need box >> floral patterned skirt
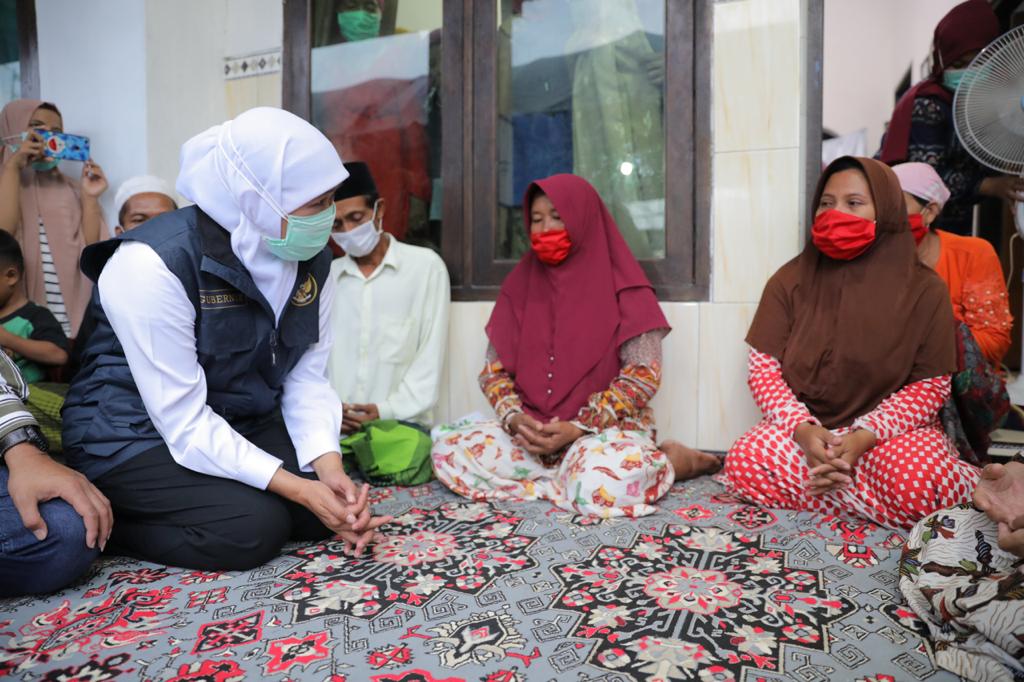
[900,505,1024,681]
[431,421,674,518]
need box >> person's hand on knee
[5,443,113,551]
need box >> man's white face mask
[331,200,381,257]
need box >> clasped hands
[271,452,391,558]
[794,422,876,496]
[507,413,584,457]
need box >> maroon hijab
[879,0,1000,164]
[486,174,669,422]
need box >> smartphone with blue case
[35,130,90,162]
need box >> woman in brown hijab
[721,156,980,530]
[0,99,109,338]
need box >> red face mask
[531,229,572,266]
[908,213,929,245]
[811,209,877,260]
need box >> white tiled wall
[436,0,805,453]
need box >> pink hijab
[0,99,92,336]
[486,174,669,422]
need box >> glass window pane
[311,0,442,250]
[495,0,666,261]
[0,0,21,110]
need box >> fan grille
[953,25,1024,176]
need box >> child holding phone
[0,99,108,338]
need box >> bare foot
[660,440,722,481]
[973,461,1024,526]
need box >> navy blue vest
[63,206,330,481]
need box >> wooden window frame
[11,0,39,98]
[283,0,824,300]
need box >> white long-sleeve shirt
[327,237,450,425]
[97,241,343,490]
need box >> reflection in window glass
[0,0,20,110]
[311,0,442,250]
[496,0,666,261]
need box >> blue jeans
[0,467,98,597]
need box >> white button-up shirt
[327,237,450,426]
[97,242,343,490]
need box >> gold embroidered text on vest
[200,290,246,309]
[291,273,318,307]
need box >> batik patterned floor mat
[0,478,959,681]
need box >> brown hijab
[0,99,93,336]
[746,156,956,429]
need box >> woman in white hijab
[62,108,389,570]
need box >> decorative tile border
[224,50,282,80]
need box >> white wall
[36,0,148,223]
[823,0,960,152]
[225,0,283,57]
[35,0,282,224]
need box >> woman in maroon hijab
[722,157,980,530]
[432,174,717,517]
[877,0,1022,234]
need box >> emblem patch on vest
[291,273,318,307]
[199,289,246,309]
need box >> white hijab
[176,107,348,319]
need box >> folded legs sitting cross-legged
[432,174,716,519]
[722,156,979,530]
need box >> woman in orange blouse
[893,162,1011,463]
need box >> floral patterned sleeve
[571,329,668,433]
[479,344,523,429]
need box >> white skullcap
[114,175,176,221]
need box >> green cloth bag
[340,419,434,487]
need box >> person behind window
[900,455,1024,679]
[335,0,382,42]
[722,156,979,530]
[877,0,1024,235]
[0,346,111,597]
[61,108,390,570]
[893,161,1011,465]
[432,173,717,518]
[113,175,178,235]
[0,99,109,338]
[327,161,450,486]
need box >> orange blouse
[933,229,1012,366]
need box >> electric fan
[952,24,1024,403]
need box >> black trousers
[95,417,331,571]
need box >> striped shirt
[0,348,39,441]
[38,218,71,337]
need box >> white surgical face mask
[331,202,381,257]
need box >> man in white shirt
[328,162,450,486]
